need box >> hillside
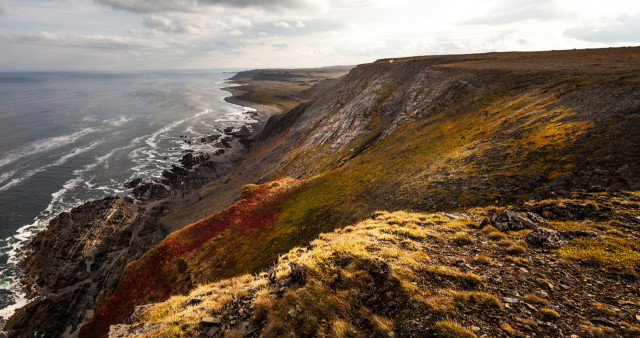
[12,48,640,336]
[110,190,640,337]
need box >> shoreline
[3,67,347,337]
[2,77,274,336]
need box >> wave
[0,141,102,192]
[0,128,97,169]
[0,171,16,185]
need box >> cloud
[16,32,161,50]
[273,42,288,48]
[0,3,4,16]
[464,0,565,25]
[226,15,253,28]
[143,15,198,33]
[565,13,640,43]
[260,18,345,36]
[94,0,323,13]
[274,21,291,28]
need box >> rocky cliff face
[256,49,640,196]
[4,197,165,337]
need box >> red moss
[80,177,305,338]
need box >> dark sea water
[0,70,253,319]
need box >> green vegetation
[558,237,640,275]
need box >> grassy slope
[83,48,640,337]
[120,191,640,337]
[82,178,307,336]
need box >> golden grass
[488,231,507,241]
[580,324,615,337]
[524,294,549,306]
[427,265,483,286]
[592,302,617,316]
[450,290,502,308]
[472,255,493,265]
[502,323,515,335]
[453,231,473,245]
[433,319,477,338]
[505,244,526,255]
[558,237,640,275]
[540,307,560,320]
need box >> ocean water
[0,69,253,320]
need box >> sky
[0,0,639,71]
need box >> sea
[0,69,254,321]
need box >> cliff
[80,47,640,337]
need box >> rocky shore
[3,67,345,337]
[3,88,270,338]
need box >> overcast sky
[1,0,639,71]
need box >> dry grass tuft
[488,231,507,241]
[592,302,617,316]
[540,307,560,320]
[524,294,549,306]
[505,244,526,255]
[472,255,493,265]
[453,231,473,246]
[502,323,515,335]
[580,324,615,337]
[371,314,395,336]
[427,265,482,286]
[433,319,477,338]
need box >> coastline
[2,77,273,337]
[3,67,347,337]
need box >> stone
[561,230,601,239]
[525,229,567,249]
[480,211,550,232]
[201,317,219,325]
[127,304,154,324]
[207,326,220,337]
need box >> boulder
[123,178,142,189]
[480,211,550,232]
[526,228,602,249]
[525,229,567,249]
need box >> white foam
[0,171,16,185]
[0,141,102,192]
[0,127,97,169]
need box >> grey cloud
[273,42,288,48]
[565,13,640,43]
[253,18,346,37]
[17,32,160,50]
[463,0,566,25]
[94,0,321,13]
[143,15,197,33]
[0,3,4,16]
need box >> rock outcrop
[4,197,165,337]
[480,211,550,232]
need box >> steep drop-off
[83,47,640,336]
